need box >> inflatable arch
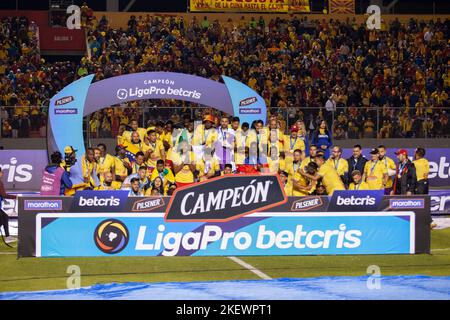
[47,72,267,185]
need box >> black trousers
[416,180,429,195]
[0,209,9,237]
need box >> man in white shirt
[215,115,235,171]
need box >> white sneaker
[4,236,17,244]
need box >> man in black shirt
[392,149,417,195]
[346,144,367,188]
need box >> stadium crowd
[0,13,449,139]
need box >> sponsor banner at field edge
[0,150,48,190]
[36,212,414,257]
[430,189,450,215]
[70,190,130,212]
[328,190,384,211]
[190,0,311,13]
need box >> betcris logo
[24,200,62,211]
[390,199,425,209]
[71,190,129,212]
[329,190,384,211]
[0,157,33,183]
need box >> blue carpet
[1,276,449,300]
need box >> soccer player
[287,149,303,185]
[378,145,397,194]
[413,147,430,194]
[216,115,235,170]
[172,140,196,187]
[284,125,305,167]
[300,144,318,171]
[122,119,147,143]
[131,151,146,174]
[222,164,233,175]
[150,159,175,192]
[348,170,370,190]
[279,170,293,196]
[97,172,122,190]
[143,129,165,170]
[113,145,132,182]
[300,154,345,195]
[128,177,143,197]
[363,148,388,190]
[96,143,114,180]
[326,146,349,185]
[292,162,317,196]
[392,149,417,195]
[196,147,221,181]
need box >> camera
[64,153,77,167]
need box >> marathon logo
[239,97,257,107]
[54,108,77,115]
[132,197,165,212]
[291,197,323,211]
[329,190,383,211]
[71,190,129,212]
[390,199,425,209]
[165,175,287,222]
[24,200,62,211]
[55,96,74,106]
[239,108,261,114]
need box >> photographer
[63,145,78,172]
[40,151,73,195]
[0,167,16,243]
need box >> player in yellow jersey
[326,146,348,185]
[348,170,370,190]
[121,119,148,143]
[96,172,122,190]
[112,145,132,182]
[95,143,115,182]
[300,144,318,172]
[378,145,396,194]
[363,148,388,190]
[292,162,317,196]
[279,170,293,196]
[300,155,345,195]
[143,130,165,170]
[172,140,196,187]
[284,125,305,167]
[413,147,429,194]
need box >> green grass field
[1,228,449,293]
